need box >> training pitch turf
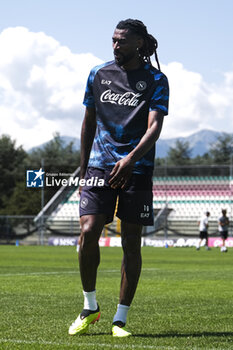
[0,245,232,350]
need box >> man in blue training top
[69,18,169,337]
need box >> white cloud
[0,26,232,150]
[161,62,233,139]
[0,27,102,149]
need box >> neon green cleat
[68,306,100,335]
[112,324,132,337]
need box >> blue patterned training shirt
[83,61,169,174]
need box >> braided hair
[116,19,161,70]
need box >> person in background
[197,211,210,250]
[218,209,229,252]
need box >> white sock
[83,290,98,310]
[113,304,130,324]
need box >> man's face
[112,28,140,66]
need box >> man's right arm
[80,107,96,179]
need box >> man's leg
[112,221,142,337]
[69,214,106,335]
[196,235,201,250]
[205,234,210,250]
[221,233,228,252]
[119,221,143,305]
[221,237,225,251]
[79,214,106,291]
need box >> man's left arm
[109,110,164,189]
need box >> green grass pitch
[0,245,232,350]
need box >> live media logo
[26,168,45,188]
[26,168,105,188]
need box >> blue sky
[0,0,233,148]
[1,0,232,82]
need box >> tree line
[155,133,233,166]
[0,132,232,215]
[0,133,80,215]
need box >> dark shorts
[79,167,154,226]
[220,231,228,240]
[199,231,208,239]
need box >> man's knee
[121,233,141,255]
[79,215,105,250]
[121,221,142,247]
[121,222,142,254]
[80,223,95,248]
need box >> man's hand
[108,156,135,189]
[108,111,164,190]
[78,185,83,196]
[78,173,85,195]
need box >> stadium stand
[1,165,232,244]
[39,172,232,240]
[153,176,232,219]
[152,174,232,237]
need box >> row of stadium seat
[154,191,231,197]
[51,199,232,221]
[154,200,232,219]
[153,176,231,183]
[153,184,231,191]
[51,202,79,219]
[50,177,232,221]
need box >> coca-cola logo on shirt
[100,89,142,107]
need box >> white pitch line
[0,268,159,278]
[0,271,78,277]
[0,338,177,349]
[0,338,225,350]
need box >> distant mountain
[29,129,228,158]
[156,129,222,158]
[29,136,80,153]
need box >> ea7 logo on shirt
[101,79,111,85]
[136,81,147,91]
